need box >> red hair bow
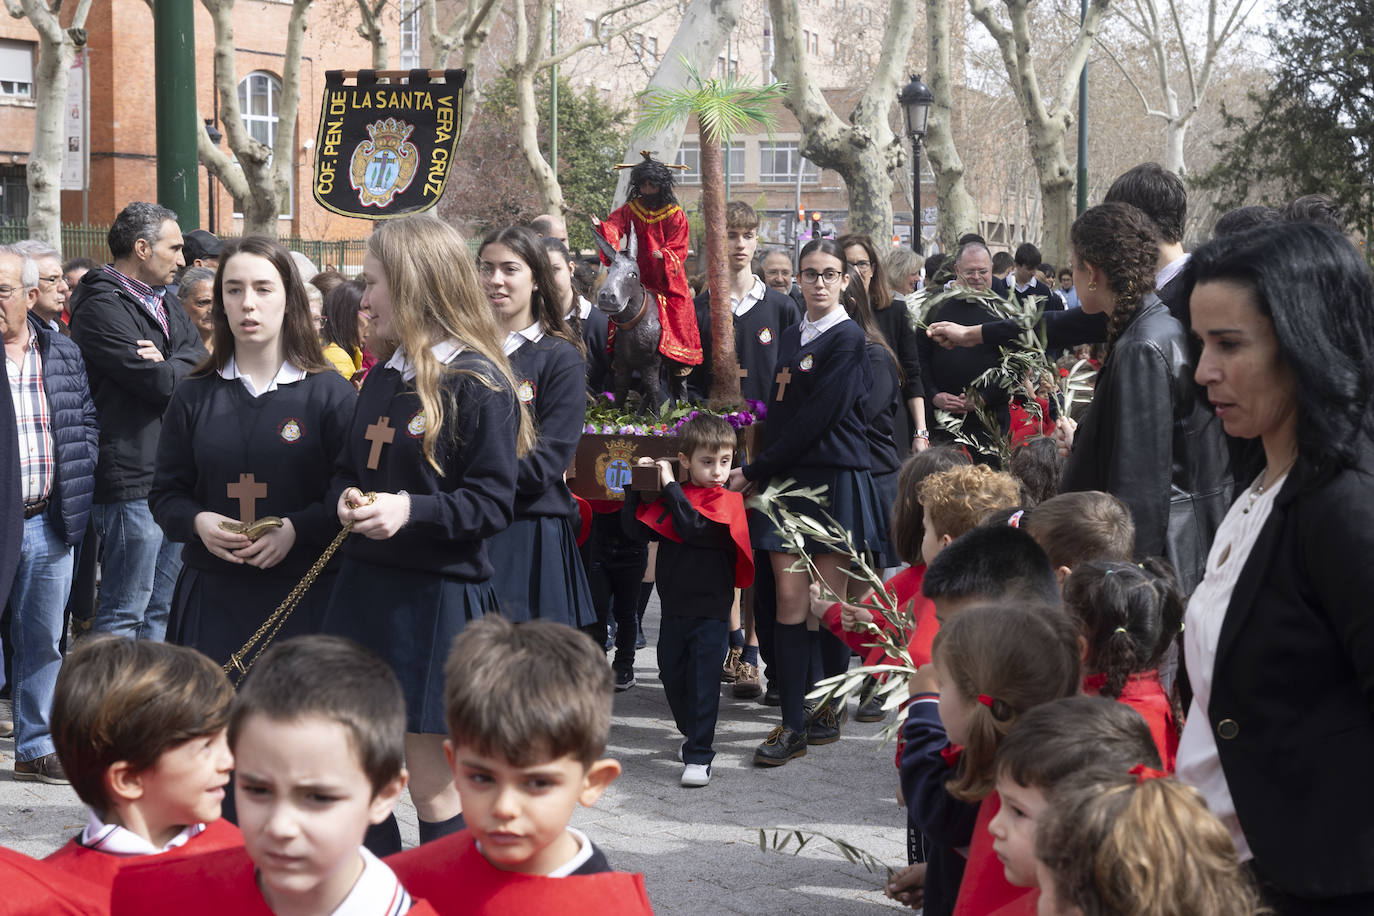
[977,694,996,708]
[1129,763,1168,784]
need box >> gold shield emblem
[350,118,420,209]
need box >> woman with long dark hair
[319,276,367,385]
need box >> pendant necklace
[1243,457,1297,514]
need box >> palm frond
[633,55,786,143]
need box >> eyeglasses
[37,274,63,287]
[849,259,872,271]
[0,286,17,300]
[799,269,844,284]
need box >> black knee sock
[775,622,810,733]
[729,627,745,649]
[807,628,823,693]
[418,811,466,844]
[364,813,402,856]
[820,627,852,679]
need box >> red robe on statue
[597,199,701,366]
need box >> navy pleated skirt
[487,515,597,628]
[168,566,336,672]
[750,466,889,562]
[870,468,898,569]
[321,558,497,734]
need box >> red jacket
[820,565,936,669]
[1082,670,1179,772]
[952,793,1034,916]
[0,846,106,915]
[387,830,653,915]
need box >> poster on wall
[312,69,465,220]
[60,52,85,191]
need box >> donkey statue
[591,225,685,416]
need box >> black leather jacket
[1061,294,1231,591]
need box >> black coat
[27,315,100,545]
[1203,447,1374,899]
[1060,295,1230,591]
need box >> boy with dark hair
[110,635,435,915]
[921,523,1061,621]
[624,413,753,786]
[1009,242,1056,310]
[1023,490,1135,584]
[44,636,241,895]
[388,616,652,913]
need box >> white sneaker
[681,763,711,787]
[0,698,12,738]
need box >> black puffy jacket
[1061,294,1231,591]
[26,314,100,545]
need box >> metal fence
[0,224,371,275]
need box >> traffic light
[811,211,822,239]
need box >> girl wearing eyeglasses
[728,237,884,767]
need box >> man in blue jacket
[0,246,99,784]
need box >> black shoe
[614,668,636,691]
[753,726,807,766]
[806,701,846,745]
[856,690,887,723]
[760,684,780,707]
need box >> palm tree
[636,62,785,408]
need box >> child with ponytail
[900,603,1081,916]
[1061,559,1183,770]
[1035,775,1267,916]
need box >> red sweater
[952,793,1034,916]
[820,565,937,669]
[0,846,107,915]
[44,817,242,904]
[1082,670,1179,772]
[387,830,653,915]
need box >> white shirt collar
[799,306,849,345]
[502,321,545,356]
[542,827,594,878]
[566,296,593,322]
[326,846,414,916]
[218,356,308,398]
[384,338,465,382]
[1155,252,1190,291]
[732,276,767,318]
[79,810,207,857]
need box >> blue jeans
[91,499,182,642]
[10,514,73,761]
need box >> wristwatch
[914,429,930,440]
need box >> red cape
[573,493,593,545]
[1082,669,1179,772]
[44,817,243,898]
[597,200,700,365]
[0,846,107,915]
[636,483,754,588]
[820,565,935,669]
[953,793,1034,916]
[110,844,440,916]
[387,830,654,915]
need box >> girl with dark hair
[319,276,366,384]
[728,237,886,765]
[151,236,356,669]
[478,226,595,630]
[1058,202,1229,591]
[1177,221,1374,914]
[839,233,928,454]
[541,234,610,393]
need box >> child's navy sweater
[508,335,586,518]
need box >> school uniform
[110,843,437,915]
[952,792,1032,916]
[0,846,106,916]
[1083,670,1179,772]
[45,815,243,910]
[863,340,901,567]
[901,698,979,916]
[387,829,653,915]
[872,296,925,450]
[150,360,356,667]
[567,295,612,394]
[623,481,753,766]
[686,279,802,404]
[487,326,595,626]
[322,341,519,734]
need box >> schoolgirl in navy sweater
[728,238,886,766]
[479,226,595,628]
[325,214,534,850]
[542,235,611,394]
[151,236,356,669]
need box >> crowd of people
[0,158,1371,915]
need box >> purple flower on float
[618,424,635,435]
[603,392,616,402]
[583,423,596,434]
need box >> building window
[715,55,737,78]
[236,71,292,218]
[808,31,820,54]
[675,141,744,184]
[726,142,744,183]
[399,0,421,69]
[632,33,657,63]
[0,40,34,98]
[0,165,28,222]
[759,141,819,184]
[648,36,658,61]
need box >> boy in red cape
[594,153,701,370]
[387,616,652,914]
[42,636,242,909]
[623,414,752,787]
[0,846,106,915]
[111,635,438,915]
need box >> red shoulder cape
[573,493,593,545]
[1082,670,1179,772]
[387,830,654,915]
[44,817,243,894]
[953,793,1034,916]
[635,484,754,588]
[0,846,107,915]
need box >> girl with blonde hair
[324,213,533,852]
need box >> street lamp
[898,73,933,253]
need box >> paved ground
[0,594,911,914]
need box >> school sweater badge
[278,418,303,443]
[407,410,427,437]
[517,379,536,403]
[757,327,773,344]
[799,353,814,372]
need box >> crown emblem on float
[594,439,639,499]
[350,118,419,208]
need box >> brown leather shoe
[720,646,742,683]
[14,752,69,785]
[732,661,763,699]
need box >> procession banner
[312,69,465,220]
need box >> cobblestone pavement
[0,594,910,914]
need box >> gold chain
[223,492,376,685]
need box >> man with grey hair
[68,202,205,642]
[12,240,69,334]
[0,244,98,782]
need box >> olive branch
[757,828,896,881]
